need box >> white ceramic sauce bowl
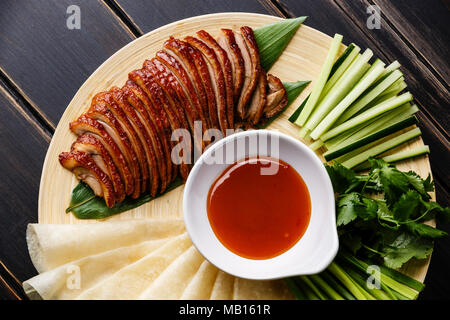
[183,130,338,280]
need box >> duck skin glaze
[59,26,288,208]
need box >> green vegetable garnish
[326,158,449,269]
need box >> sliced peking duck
[59,26,287,208]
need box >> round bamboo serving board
[38,13,434,284]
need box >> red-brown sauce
[207,156,311,260]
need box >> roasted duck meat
[59,26,287,207]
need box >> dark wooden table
[0,0,448,300]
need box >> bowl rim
[183,129,339,280]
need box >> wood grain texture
[0,0,135,128]
[39,14,434,291]
[373,0,450,86]
[112,0,282,34]
[0,82,50,287]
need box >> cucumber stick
[290,44,358,123]
[304,49,374,132]
[309,139,324,151]
[335,69,403,126]
[378,60,401,80]
[320,45,361,98]
[310,59,386,139]
[340,127,422,168]
[296,34,343,126]
[328,104,418,151]
[324,114,384,150]
[358,80,406,115]
[354,145,430,170]
[324,115,418,161]
[328,43,356,79]
[380,145,429,163]
[320,92,413,141]
[324,104,414,153]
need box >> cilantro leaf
[329,157,449,269]
[381,231,434,269]
[404,171,433,200]
[391,190,422,222]
[340,233,362,255]
[325,162,357,194]
[405,222,448,239]
[376,200,400,229]
[421,200,450,224]
[336,193,360,226]
[369,158,410,205]
[359,197,378,220]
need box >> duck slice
[155,50,209,136]
[110,86,158,196]
[144,59,192,180]
[128,69,175,183]
[71,133,125,203]
[184,35,228,135]
[218,29,245,105]
[197,30,234,129]
[70,115,134,197]
[148,58,200,145]
[146,58,203,158]
[234,27,261,120]
[247,69,267,125]
[95,90,149,195]
[182,40,219,131]
[122,81,168,193]
[163,38,209,126]
[263,74,288,119]
[88,95,142,199]
[59,150,116,208]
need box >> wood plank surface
[112,0,283,34]
[0,0,135,128]
[0,81,50,299]
[373,0,450,86]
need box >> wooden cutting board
[38,13,433,284]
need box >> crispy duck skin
[93,91,149,195]
[182,39,219,131]
[263,74,288,118]
[142,60,190,181]
[122,81,167,193]
[247,69,267,125]
[70,115,135,197]
[59,150,116,208]
[163,38,209,126]
[87,98,142,199]
[234,27,261,120]
[71,133,125,202]
[148,59,204,159]
[128,69,174,185]
[184,35,228,135]
[218,29,245,105]
[137,67,180,182]
[155,50,210,135]
[60,25,287,208]
[147,58,203,155]
[197,30,234,130]
[110,86,159,196]
[148,58,196,129]
[144,59,192,180]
